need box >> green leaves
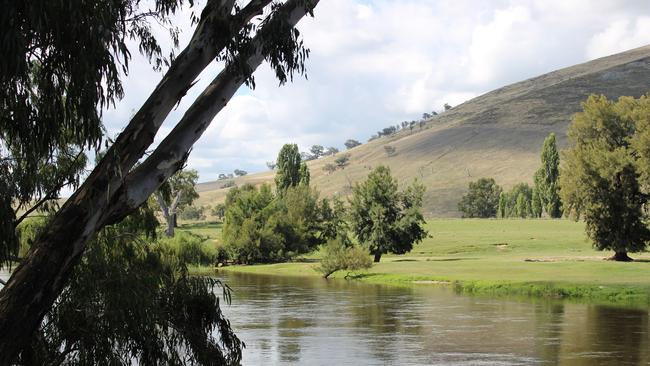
[458,178,502,218]
[349,166,428,262]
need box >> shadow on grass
[291,258,319,263]
[426,257,479,262]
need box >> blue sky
[101,0,650,183]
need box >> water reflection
[217,272,650,365]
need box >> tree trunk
[0,1,316,362]
[374,252,382,263]
[606,251,633,262]
[173,214,178,228]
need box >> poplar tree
[534,133,562,217]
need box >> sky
[101,0,650,183]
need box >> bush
[159,231,215,266]
[316,238,372,279]
[223,184,326,264]
[178,205,205,221]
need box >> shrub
[316,238,372,279]
[159,231,215,266]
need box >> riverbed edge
[189,265,650,307]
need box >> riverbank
[187,219,650,306]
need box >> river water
[216,272,650,366]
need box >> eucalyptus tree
[154,169,199,237]
[0,0,320,361]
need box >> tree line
[220,143,428,269]
[459,94,650,261]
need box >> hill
[196,45,650,217]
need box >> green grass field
[185,219,650,305]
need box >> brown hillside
[196,45,650,217]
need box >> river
[216,272,650,366]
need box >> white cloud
[99,0,650,182]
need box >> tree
[218,173,228,180]
[349,166,428,262]
[266,161,277,170]
[275,143,305,192]
[515,193,529,218]
[154,169,199,237]
[534,133,562,217]
[498,192,507,218]
[233,169,248,177]
[212,203,226,221]
[323,163,337,174]
[316,238,372,279]
[384,145,396,157]
[457,178,502,218]
[325,146,339,156]
[531,188,542,218]
[401,121,409,129]
[422,113,431,120]
[444,103,452,111]
[409,121,416,132]
[14,202,242,364]
[344,139,362,149]
[310,144,324,158]
[0,0,320,360]
[561,94,650,261]
[419,120,426,130]
[335,154,350,169]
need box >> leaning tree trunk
[0,1,316,362]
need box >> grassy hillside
[196,45,650,217]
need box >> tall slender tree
[534,133,562,217]
[0,0,320,361]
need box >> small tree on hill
[325,146,339,156]
[154,169,199,237]
[349,166,428,262]
[534,133,562,217]
[457,178,502,218]
[344,139,361,149]
[322,163,337,175]
[384,145,396,157]
[310,145,324,158]
[335,154,350,169]
[560,94,650,261]
[234,169,247,177]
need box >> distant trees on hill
[345,139,362,149]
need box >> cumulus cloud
[100,0,650,182]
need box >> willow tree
[0,0,320,361]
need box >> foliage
[500,183,533,218]
[309,145,324,158]
[322,163,337,174]
[384,145,396,157]
[178,205,206,221]
[16,204,241,365]
[344,139,362,149]
[212,203,227,221]
[159,230,216,266]
[275,144,309,192]
[534,133,562,217]
[560,94,650,260]
[325,146,339,156]
[531,188,542,218]
[335,154,350,168]
[233,169,247,177]
[349,166,428,262]
[266,161,277,170]
[316,238,372,279]
[319,197,350,244]
[457,178,502,218]
[222,184,325,264]
[155,169,200,237]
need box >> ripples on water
[216,272,650,366]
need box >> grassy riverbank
[186,219,650,305]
